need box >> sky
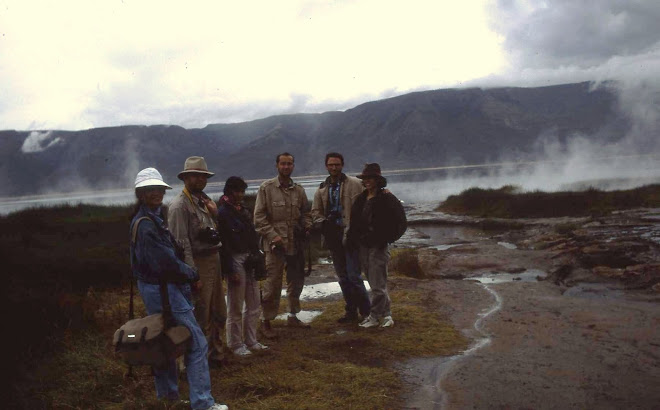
[1,0,660,131]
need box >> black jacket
[347,190,406,249]
[217,198,259,274]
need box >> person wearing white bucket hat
[168,156,227,367]
[129,167,229,410]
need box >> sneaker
[337,313,359,323]
[206,404,229,410]
[287,315,311,328]
[358,315,379,328]
[380,316,394,328]
[232,345,252,357]
[248,342,269,351]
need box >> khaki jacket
[254,176,312,255]
[167,188,220,268]
[311,173,364,239]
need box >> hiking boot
[358,315,379,328]
[232,345,252,357]
[248,342,269,351]
[259,320,278,339]
[337,313,359,323]
[206,404,229,410]
[380,316,394,328]
[287,315,311,328]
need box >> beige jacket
[167,188,220,267]
[311,173,364,239]
[254,176,312,255]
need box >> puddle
[400,269,546,409]
[466,269,546,284]
[429,244,461,251]
[274,310,322,323]
[316,257,334,265]
[282,281,371,301]
[497,241,517,250]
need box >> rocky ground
[395,206,660,409]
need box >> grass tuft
[438,184,660,218]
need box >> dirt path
[397,208,660,409]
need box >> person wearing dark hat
[347,163,407,328]
[216,176,269,356]
[254,152,312,337]
[311,152,370,323]
[130,167,228,410]
[168,156,227,366]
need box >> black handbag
[245,249,267,281]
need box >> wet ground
[266,206,660,409]
[394,207,660,409]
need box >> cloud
[489,0,660,69]
[20,131,62,153]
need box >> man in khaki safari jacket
[254,152,312,338]
[168,156,226,365]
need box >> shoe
[248,342,269,351]
[232,345,252,357]
[259,320,278,339]
[337,313,359,323]
[206,404,229,410]
[358,315,379,328]
[380,316,394,328]
[287,315,311,328]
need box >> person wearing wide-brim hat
[129,167,228,410]
[168,156,228,367]
[346,163,407,329]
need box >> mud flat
[397,207,660,409]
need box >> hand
[192,280,203,292]
[202,197,218,216]
[271,236,283,246]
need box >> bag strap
[129,216,175,328]
[128,217,151,320]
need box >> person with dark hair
[312,152,370,323]
[168,156,227,367]
[254,152,312,337]
[347,163,407,329]
[129,167,228,410]
[217,176,268,357]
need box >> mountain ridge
[0,81,635,197]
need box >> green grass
[17,284,466,409]
[438,184,660,218]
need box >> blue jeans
[138,281,215,410]
[331,246,370,317]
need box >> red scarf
[221,195,242,211]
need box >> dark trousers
[331,245,370,317]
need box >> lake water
[2,156,659,215]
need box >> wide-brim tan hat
[135,167,172,189]
[177,156,215,180]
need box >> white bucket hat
[135,167,172,189]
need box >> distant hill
[0,82,634,197]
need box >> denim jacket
[130,205,199,285]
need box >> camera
[198,226,221,245]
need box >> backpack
[390,195,408,243]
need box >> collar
[276,176,295,188]
[321,173,346,188]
